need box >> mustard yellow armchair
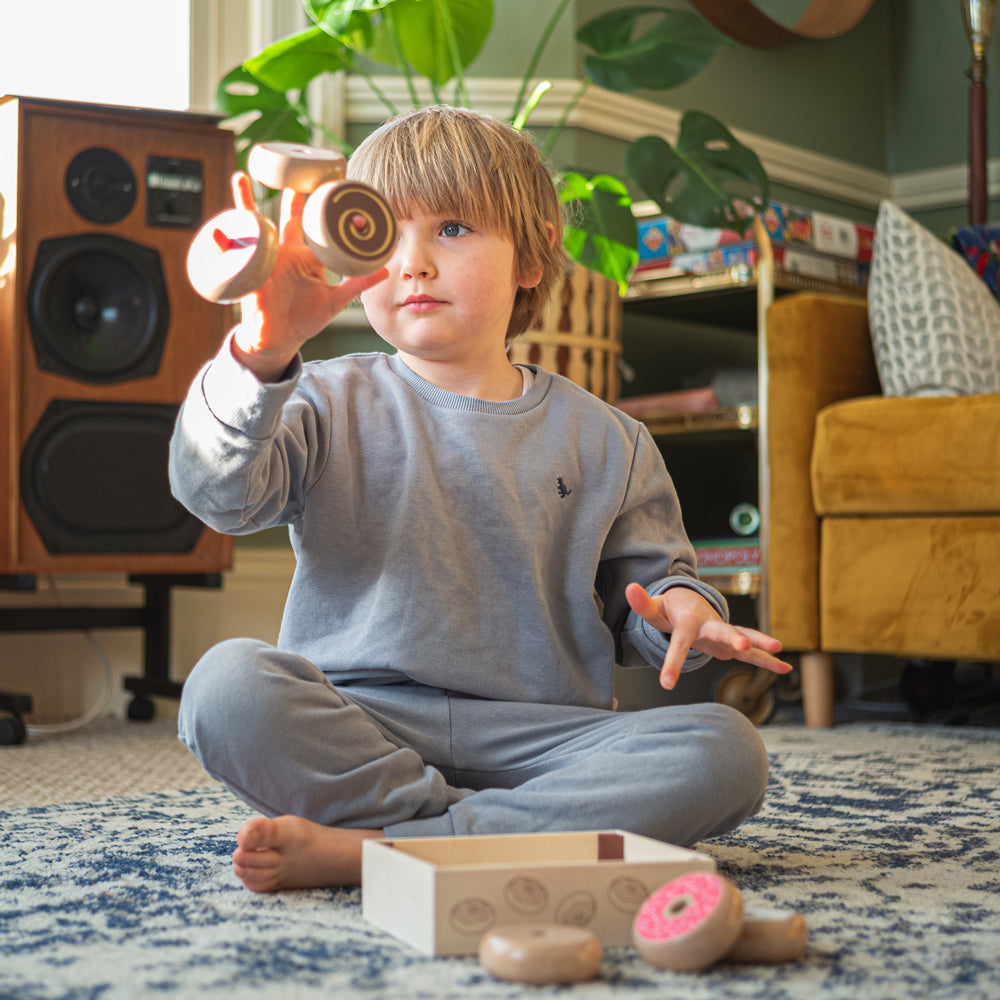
[764,293,1000,727]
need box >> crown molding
[345,75,992,215]
[889,160,1000,212]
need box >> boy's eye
[440,221,470,238]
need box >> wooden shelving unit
[621,220,866,619]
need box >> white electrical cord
[25,630,114,736]
[22,576,116,736]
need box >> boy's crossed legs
[179,638,769,892]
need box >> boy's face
[360,209,532,368]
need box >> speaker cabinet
[0,96,235,575]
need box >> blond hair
[348,106,566,343]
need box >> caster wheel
[186,208,279,303]
[0,715,27,746]
[127,697,155,722]
[713,666,777,725]
[303,180,397,276]
[774,667,802,703]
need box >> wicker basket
[509,266,622,404]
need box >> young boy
[170,107,790,894]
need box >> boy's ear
[517,221,556,289]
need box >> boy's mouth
[401,294,445,311]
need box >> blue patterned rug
[2,723,999,999]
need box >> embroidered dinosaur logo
[556,477,572,499]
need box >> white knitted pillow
[867,199,1000,396]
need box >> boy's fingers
[325,267,389,312]
[279,188,306,243]
[659,620,696,690]
[625,582,666,629]
[231,171,256,211]
[732,624,784,653]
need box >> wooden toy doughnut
[726,905,808,964]
[478,924,602,985]
[247,141,346,192]
[632,871,744,972]
[302,179,396,276]
[185,208,278,304]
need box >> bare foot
[232,815,384,892]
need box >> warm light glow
[0,2,190,109]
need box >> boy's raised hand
[625,582,792,691]
[229,172,388,382]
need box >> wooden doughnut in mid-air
[187,141,396,302]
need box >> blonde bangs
[348,106,567,341]
[349,107,525,236]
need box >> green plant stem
[436,0,469,107]
[511,0,572,124]
[351,65,401,118]
[540,78,590,157]
[383,5,420,108]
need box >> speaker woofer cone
[20,400,204,554]
[27,234,170,384]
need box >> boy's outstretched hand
[625,582,792,691]
[229,172,388,383]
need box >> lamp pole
[963,0,997,224]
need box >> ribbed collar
[388,354,551,415]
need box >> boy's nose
[396,235,436,280]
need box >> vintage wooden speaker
[0,96,235,575]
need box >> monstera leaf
[577,6,731,93]
[244,26,353,93]
[560,172,639,294]
[216,66,313,169]
[371,0,492,87]
[626,112,769,235]
[306,0,492,89]
[303,0,382,41]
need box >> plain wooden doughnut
[478,924,602,985]
[186,208,278,303]
[247,141,346,193]
[726,905,808,964]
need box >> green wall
[236,0,999,550]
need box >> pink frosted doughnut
[632,871,744,972]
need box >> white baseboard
[0,548,295,723]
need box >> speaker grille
[27,234,170,384]
[20,400,204,554]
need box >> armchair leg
[800,652,835,728]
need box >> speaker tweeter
[65,147,137,224]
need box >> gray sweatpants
[177,638,769,847]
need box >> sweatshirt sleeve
[168,333,328,535]
[597,422,729,673]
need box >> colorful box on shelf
[362,830,715,956]
[694,537,760,574]
[633,242,869,292]
[636,200,874,270]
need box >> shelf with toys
[618,203,869,607]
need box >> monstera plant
[217,0,768,292]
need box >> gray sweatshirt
[169,341,727,709]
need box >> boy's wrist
[231,323,299,383]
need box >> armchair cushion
[867,200,1000,398]
[811,393,1000,514]
[821,515,1000,658]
